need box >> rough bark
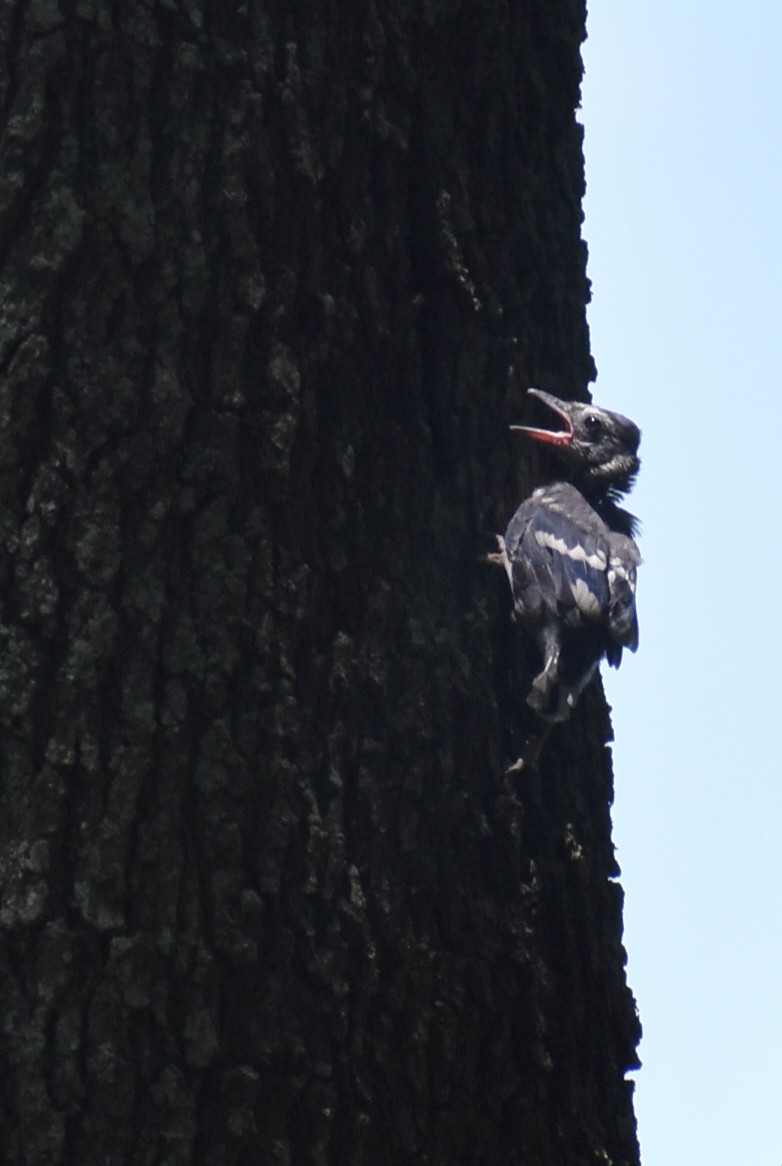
[0,2,640,1164]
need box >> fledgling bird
[491,388,642,750]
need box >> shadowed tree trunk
[0,2,641,1164]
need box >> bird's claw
[486,533,508,564]
[506,723,553,776]
[486,534,513,586]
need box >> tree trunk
[0,2,640,1164]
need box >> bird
[490,387,642,764]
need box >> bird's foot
[527,672,571,723]
[506,723,553,775]
[486,534,513,587]
[486,533,507,563]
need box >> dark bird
[490,388,642,751]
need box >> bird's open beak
[510,388,574,446]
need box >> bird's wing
[505,495,613,629]
[605,532,641,659]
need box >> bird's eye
[584,414,604,435]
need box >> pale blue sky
[581,4,782,1164]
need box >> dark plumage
[492,388,642,726]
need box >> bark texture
[0,1,640,1164]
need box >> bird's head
[511,388,641,494]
